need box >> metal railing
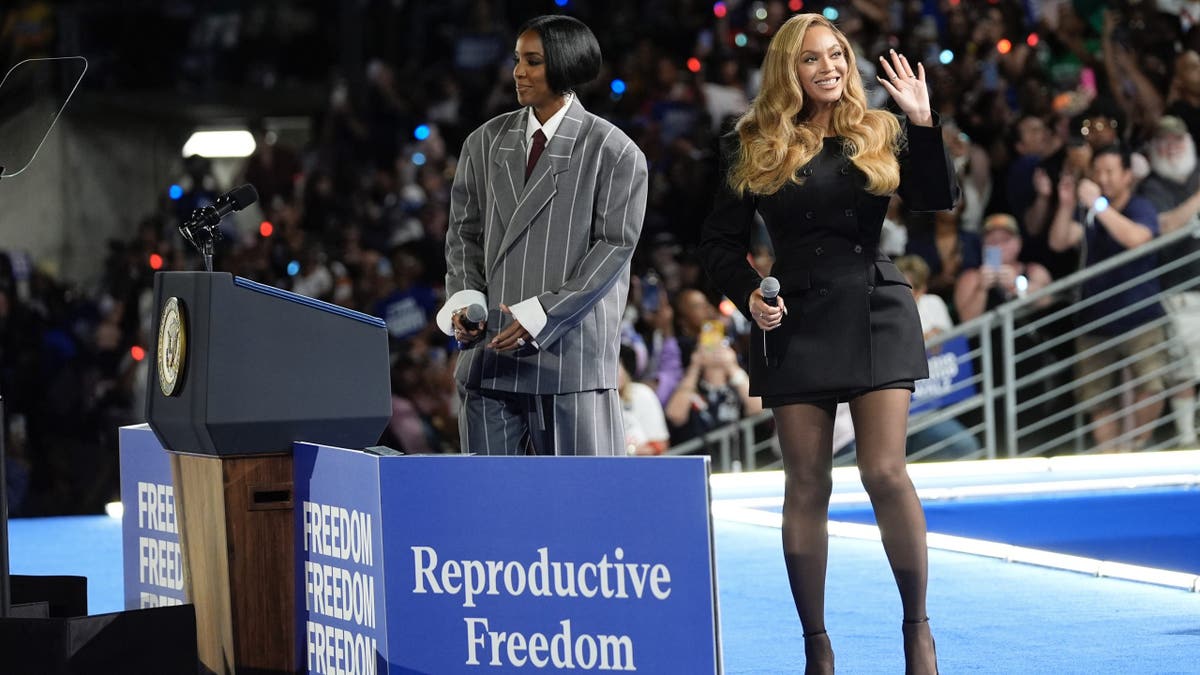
[669,221,1200,472]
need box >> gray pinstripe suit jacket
[446,97,648,394]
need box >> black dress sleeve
[698,133,762,320]
[897,114,959,212]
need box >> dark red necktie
[525,129,547,181]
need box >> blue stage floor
[9,451,1200,673]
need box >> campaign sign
[294,442,388,675]
[119,424,186,610]
[294,445,721,674]
[911,334,976,415]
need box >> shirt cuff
[509,296,547,341]
[436,289,489,336]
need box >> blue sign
[119,425,186,609]
[293,443,388,675]
[911,334,976,415]
[294,446,721,674]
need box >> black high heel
[803,630,834,675]
[902,618,938,675]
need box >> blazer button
[845,209,855,217]
[805,211,815,219]
[853,244,863,253]
[819,288,829,296]
[815,247,824,256]
[840,166,850,175]
[802,167,813,176]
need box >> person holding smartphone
[954,213,1052,322]
[663,323,760,446]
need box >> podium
[144,272,391,673]
[121,430,724,674]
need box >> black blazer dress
[698,121,957,405]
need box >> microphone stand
[180,206,223,272]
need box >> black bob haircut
[517,15,602,94]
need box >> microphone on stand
[183,184,259,233]
[760,277,780,366]
[180,184,259,272]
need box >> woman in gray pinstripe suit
[436,15,648,457]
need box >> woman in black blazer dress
[699,14,954,675]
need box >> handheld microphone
[759,277,780,367]
[464,303,487,329]
[761,276,780,306]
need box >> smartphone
[699,320,725,348]
[642,273,660,313]
[984,245,1002,268]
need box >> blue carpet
[825,486,1200,575]
[8,515,1200,673]
[714,519,1200,674]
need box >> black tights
[776,388,930,638]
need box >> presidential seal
[157,296,187,396]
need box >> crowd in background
[5,0,1200,514]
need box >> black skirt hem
[760,379,915,408]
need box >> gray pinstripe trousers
[457,385,625,456]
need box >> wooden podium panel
[171,452,296,674]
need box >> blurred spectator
[895,255,980,460]
[1166,50,1200,142]
[1025,129,1089,280]
[1008,115,1062,226]
[954,213,1052,323]
[373,245,438,346]
[664,341,760,446]
[383,353,437,454]
[1049,145,1166,450]
[618,345,669,456]
[1100,9,1163,146]
[1136,115,1200,446]
[1077,103,1122,152]
[701,55,750,134]
[664,288,718,385]
[943,119,992,234]
[904,199,980,304]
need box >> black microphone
[178,184,259,272]
[184,184,259,231]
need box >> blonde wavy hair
[729,14,902,196]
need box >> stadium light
[181,129,256,158]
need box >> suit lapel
[492,98,586,271]
[490,111,527,233]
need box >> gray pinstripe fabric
[457,386,624,456]
[446,97,647,455]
